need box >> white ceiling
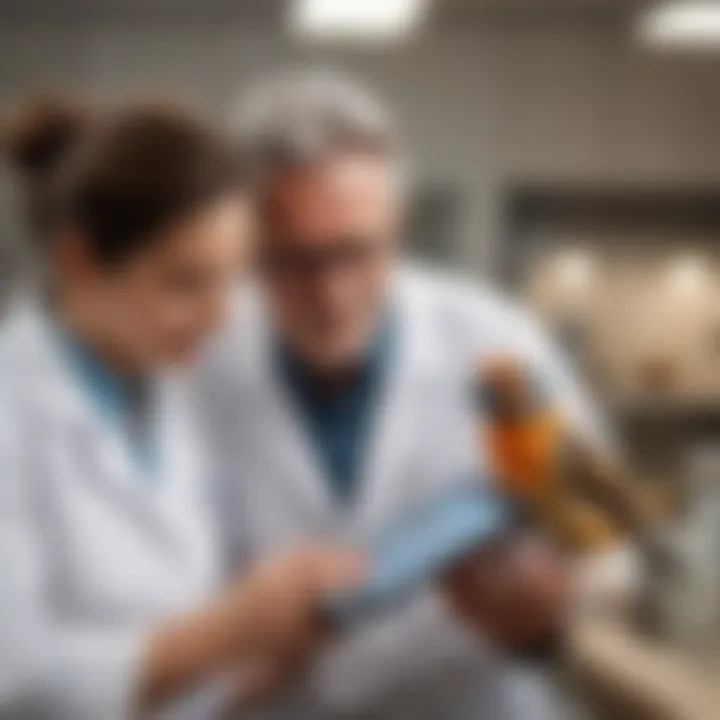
[0,0,653,22]
[452,0,642,7]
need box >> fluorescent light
[290,0,429,43]
[639,2,720,49]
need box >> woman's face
[81,194,253,368]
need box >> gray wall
[2,14,720,275]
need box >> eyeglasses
[261,234,389,282]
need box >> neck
[309,362,363,395]
[54,293,143,378]
[283,314,393,397]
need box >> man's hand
[441,535,571,655]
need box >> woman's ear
[52,228,99,283]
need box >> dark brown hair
[3,94,244,266]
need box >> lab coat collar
[357,268,446,526]
[12,300,208,567]
[242,267,446,530]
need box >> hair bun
[2,93,94,179]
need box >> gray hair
[233,70,399,182]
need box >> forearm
[136,588,268,716]
[1,604,254,720]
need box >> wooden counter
[569,619,720,720]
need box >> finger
[308,549,368,593]
[236,661,286,709]
[227,649,312,713]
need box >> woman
[0,96,362,720]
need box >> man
[195,72,601,719]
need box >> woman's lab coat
[0,302,220,720]
[194,264,602,720]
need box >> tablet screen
[326,484,511,626]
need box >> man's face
[259,153,401,370]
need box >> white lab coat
[194,264,601,720]
[0,301,221,720]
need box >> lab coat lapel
[29,308,204,567]
[78,382,196,565]
[244,278,442,533]
[246,301,337,525]
[26,305,149,503]
[356,277,440,528]
[155,377,218,578]
[82,376,217,573]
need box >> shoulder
[0,302,49,397]
[188,280,268,406]
[0,302,63,510]
[396,262,546,356]
[196,280,258,361]
[0,300,81,426]
[0,303,52,461]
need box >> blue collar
[274,314,396,503]
[51,323,157,476]
[53,326,136,424]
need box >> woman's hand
[136,546,365,715]
[219,546,367,711]
[229,546,366,661]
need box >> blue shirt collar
[274,313,396,503]
[53,325,135,424]
[51,322,157,477]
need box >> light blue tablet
[326,484,511,627]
